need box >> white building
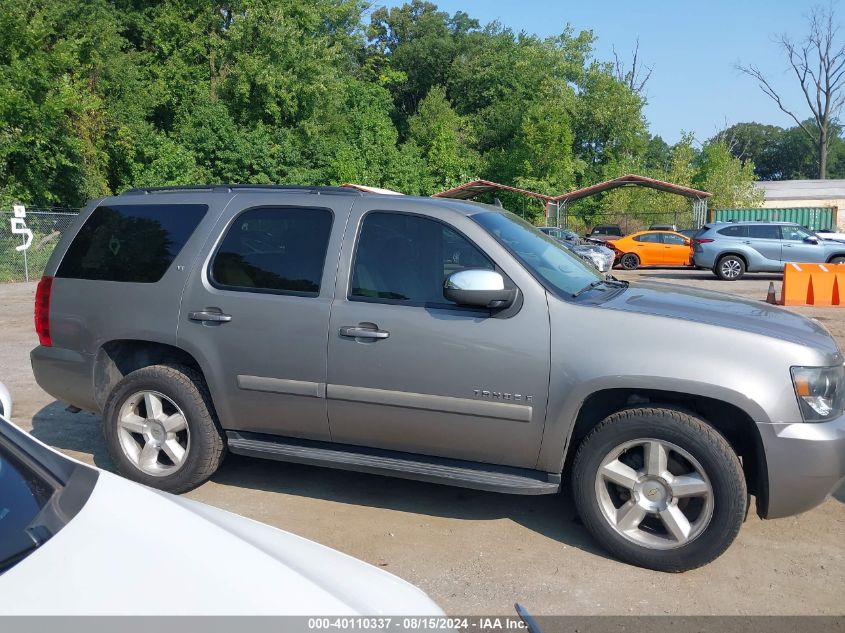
[756,180,845,230]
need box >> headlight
[583,252,603,267]
[791,365,845,422]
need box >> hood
[0,470,442,615]
[600,281,842,359]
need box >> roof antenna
[492,197,503,208]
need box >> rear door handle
[189,310,232,323]
[340,326,389,339]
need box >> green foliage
[693,140,763,209]
[408,86,477,189]
[714,120,845,181]
[0,0,761,225]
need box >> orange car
[607,230,693,269]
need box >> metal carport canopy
[433,179,555,202]
[550,174,711,203]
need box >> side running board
[226,431,560,495]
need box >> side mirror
[444,269,516,309]
[804,236,820,244]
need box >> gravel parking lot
[1,270,843,616]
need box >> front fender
[535,375,770,473]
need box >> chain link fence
[0,209,80,282]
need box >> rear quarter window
[56,204,208,283]
[716,225,748,238]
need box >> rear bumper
[758,413,845,518]
[30,345,98,412]
[692,249,717,269]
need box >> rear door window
[210,207,333,296]
[748,225,781,239]
[57,204,208,282]
[717,225,748,238]
[663,234,687,245]
[633,233,662,243]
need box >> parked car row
[565,220,845,279]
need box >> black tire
[715,255,745,280]
[829,256,845,264]
[103,363,225,494]
[572,407,746,572]
[620,253,640,270]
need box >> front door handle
[189,310,232,323]
[339,326,389,339]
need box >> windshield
[0,444,54,572]
[473,211,605,297]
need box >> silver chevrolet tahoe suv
[31,185,845,572]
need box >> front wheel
[829,256,845,264]
[572,407,746,572]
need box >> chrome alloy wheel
[594,438,714,550]
[116,390,190,476]
[720,259,742,279]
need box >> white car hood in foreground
[0,469,442,615]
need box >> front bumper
[758,412,845,518]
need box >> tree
[407,86,477,190]
[507,89,575,196]
[693,140,763,209]
[712,122,786,180]
[367,1,478,120]
[612,39,653,95]
[738,5,845,179]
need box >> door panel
[326,202,551,468]
[745,225,782,264]
[660,233,690,265]
[632,234,663,265]
[781,225,826,263]
[177,194,353,440]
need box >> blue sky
[376,0,822,144]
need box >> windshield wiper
[572,280,605,297]
[572,278,628,298]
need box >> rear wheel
[103,363,225,493]
[715,255,745,280]
[572,407,746,572]
[620,253,640,270]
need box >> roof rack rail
[120,184,362,196]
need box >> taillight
[35,275,53,347]
[693,238,714,244]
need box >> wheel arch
[93,339,207,411]
[715,251,748,267]
[560,387,769,518]
[825,252,845,263]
